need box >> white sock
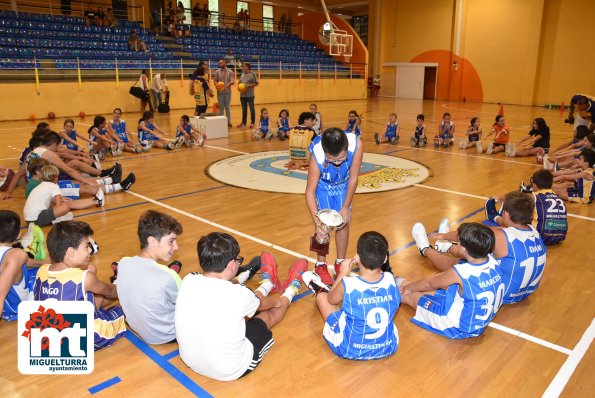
[96,177,113,185]
[104,184,122,194]
[282,285,298,302]
[236,270,250,284]
[315,261,326,267]
[256,280,273,296]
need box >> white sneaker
[395,277,406,289]
[434,218,453,253]
[265,130,273,140]
[252,129,261,140]
[509,143,517,157]
[476,141,483,153]
[198,135,205,146]
[543,154,554,170]
[89,237,99,254]
[458,138,464,149]
[438,218,450,234]
[301,271,330,294]
[486,142,494,155]
[411,223,431,256]
[20,222,36,251]
[52,212,74,224]
[95,189,105,207]
[505,142,512,156]
[174,135,185,149]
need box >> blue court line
[388,207,485,257]
[88,376,122,394]
[292,289,314,302]
[125,332,213,398]
[162,349,180,361]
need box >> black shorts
[240,318,274,378]
[195,105,208,115]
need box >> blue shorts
[316,183,347,211]
[385,133,398,141]
[63,140,78,151]
[58,180,81,200]
[468,134,480,142]
[411,284,478,339]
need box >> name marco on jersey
[357,295,395,306]
[478,274,502,289]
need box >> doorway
[424,67,437,99]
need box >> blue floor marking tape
[125,332,213,398]
[162,348,180,361]
[88,376,122,394]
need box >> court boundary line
[88,376,122,395]
[542,318,595,397]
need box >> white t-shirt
[23,181,61,221]
[151,74,167,91]
[175,273,260,381]
[116,256,181,345]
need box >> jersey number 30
[475,284,505,321]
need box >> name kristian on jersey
[357,295,394,306]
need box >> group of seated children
[252,104,323,141]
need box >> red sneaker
[314,264,334,286]
[260,251,281,292]
[280,258,308,292]
[334,260,342,279]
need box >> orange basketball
[79,111,86,119]
[238,83,247,93]
[47,112,56,119]
[216,82,225,91]
[29,114,36,121]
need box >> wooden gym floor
[0,97,593,397]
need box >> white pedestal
[191,115,228,139]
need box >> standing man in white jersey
[306,128,363,286]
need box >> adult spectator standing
[214,59,234,127]
[96,7,107,27]
[137,69,153,112]
[238,63,258,129]
[151,73,169,111]
[192,3,201,26]
[372,75,381,96]
[151,7,161,33]
[278,14,286,33]
[202,4,210,26]
[286,15,292,33]
[84,4,97,26]
[176,1,186,24]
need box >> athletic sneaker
[390,137,399,145]
[95,189,105,207]
[519,181,533,193]
[280,258,308,292]
[265,130,273,140]
[509,143,517,157]
[252,129,261,140]
[505,142,512,156]
[236,255,261,282]
[434,140,440,148]
[395,277,406,289]
[185,138,193,148]
[543,154,554,170]
[374,133,380,145]
[260,251,281,292]
[314,263,334,286]
[100,163,117,177]
[434,218,453,253]
[442,141,449,148]
[486,142,494,155]
[52,212,74,224]
[197,136,205,146]
[141,144,151,152]
[536,147,545,164]
[168,260,182,273]
[333,259,343,279]
[485,197,500,222]
[476,141,483,153]
[111,163,122,184]
[120,173,136,191]
[21,223,46,261]
[302,271,330,294]
[110,262,118,283]
[410,136,417,147]
[458,138,464,149]
[89,237,99,254]
[174,136,185,149]
[276,131,286,141]
[166,142,175,150]
[411,223,431,256]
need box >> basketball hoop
[329,30,353,57]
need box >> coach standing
[237,63,258,128]
[214,59,234,127]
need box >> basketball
[79,111,86,118]
[47,112,56,119]
[238,83,247,93]
[216,82,225,91]
[29,114,36,121]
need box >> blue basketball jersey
[385,122,398,139]
[533,190,567,245]
[176,124,191,138]
[0,247,37,321]
[62,129,79,151]
[279,117,290,131]
[259,117,269,133]
[412,255,504,339]
[138,121,158,142]
[346,119,361,136]
[89,127,107,142]
[415,124,425,138]
[498,226,547,304]
[467,127,481,142]
[110,120,129,143]
[439,121,454,138]
[323,273,400,360]
[308,132,358,211]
